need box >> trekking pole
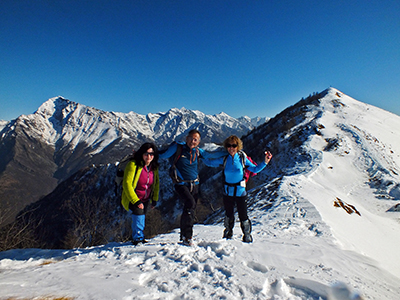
[205,198,216,212]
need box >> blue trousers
[129,200,150,241]
[131,214,145,241]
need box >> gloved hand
[129,201,144,212]
[151,201,157,208]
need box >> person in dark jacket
[203,135,272,243]
[159,129,226,245]
[121,142,160,245]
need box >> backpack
[114,152,135,196]
[169,142,200,184]
[222,150,257,184]
[244,155,258,181]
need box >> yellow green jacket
[121,161,159,211]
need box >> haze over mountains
[1,87,399,300]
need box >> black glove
[151,201,157,208]
[129,201,143,213]
[128,201,135,212]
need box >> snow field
[1,222,400,300]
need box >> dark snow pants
[174,183,199,240]
[223,195,253,242]
[223,195,248,221]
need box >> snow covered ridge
[243,87,400,274]
[301,88,400,276]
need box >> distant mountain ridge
[3,87,399,254]
[6,97,268,148]
[0,97,267,223]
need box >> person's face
[186,133,201,149]
[226,141,238,156]
[143,148,155,166]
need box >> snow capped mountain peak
[324,86,341,93]
[0,120,8,132]
[1,94,259,180]
[35,96,73,118]
[166,107,185,114]
[244,87,400,279]
[238,115,269,127]
[214,111,231,118]
[12,98,257,154]
[238,115,251,121]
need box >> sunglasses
[226,144,238,148]
[144,152,155,156]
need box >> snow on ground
[0,221,399,300]
[299,88,400,280]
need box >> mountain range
[1,87,399,299]
[1,87,399,250]
[0,98,266,224]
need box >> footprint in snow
[246,261,269,273]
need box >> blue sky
[1,1,399,121]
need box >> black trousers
[223,195,248,222]
[174,184,199,239]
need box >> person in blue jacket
[159,129,226,245]
[203,135,272,243]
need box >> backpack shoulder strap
[222,155,228,185]
[238,150,247,169]
[223,154,228,169]
[172,143,183,166]
[223,151,246,169]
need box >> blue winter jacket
[159,142,227,184]
[203,153,266,197]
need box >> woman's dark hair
[133,142,159,169]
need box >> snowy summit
[1,88,400,300]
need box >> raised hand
[265,151,273,164]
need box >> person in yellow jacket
[121,142,159,245]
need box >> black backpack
[115,154,135,186]
[114,153,137,203]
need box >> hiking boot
[223,216,234,239]
[182,237,193,246]
[132,239,148,246]
[240,219,253,243]
[242,234,253,243]
[223,228,233,239]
